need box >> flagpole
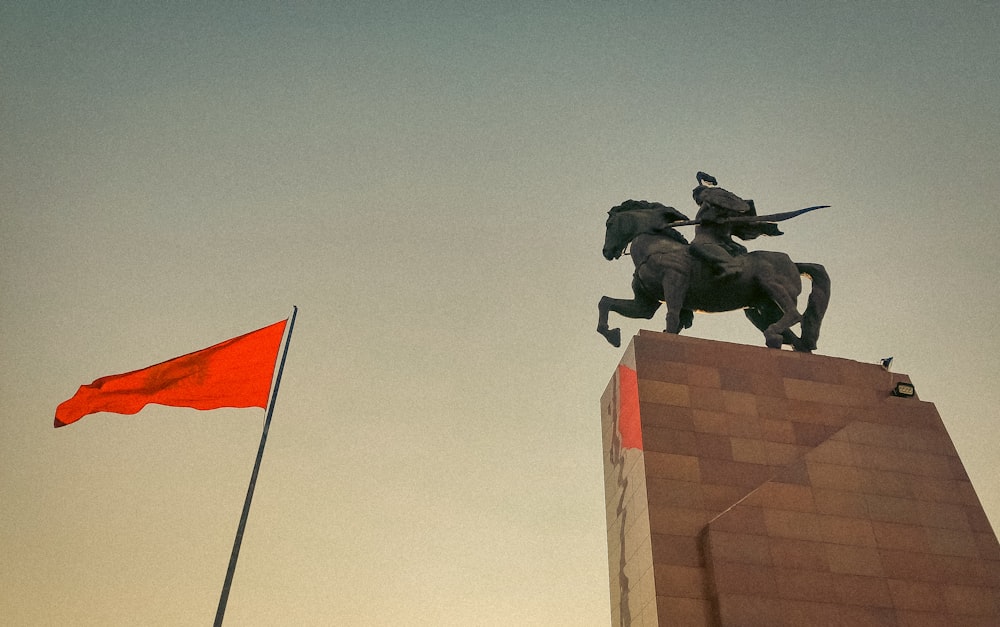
[214,306,297,627]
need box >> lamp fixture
[892,382,916,398]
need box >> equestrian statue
[597,172,830,352]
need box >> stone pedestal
[601,331,1000,626]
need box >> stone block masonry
[600,331,1000,626]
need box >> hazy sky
[3,2,999,625]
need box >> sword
[667,205,830,227]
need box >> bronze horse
[597,200,829,352]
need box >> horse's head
[603,200,689,260]
[603,209,635,260]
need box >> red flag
[617,364,643,450]
[55,320,287,428]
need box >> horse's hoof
[604,328,621,347]
[597,327,621,347]
[765,334,783,349]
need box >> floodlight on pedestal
[892,382,916,398]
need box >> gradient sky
[3,2,999,625]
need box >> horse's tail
[796,262,830,351]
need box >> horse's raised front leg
[598,278,661,347]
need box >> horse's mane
[610,199,690,244]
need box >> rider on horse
[689,172,782,279]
